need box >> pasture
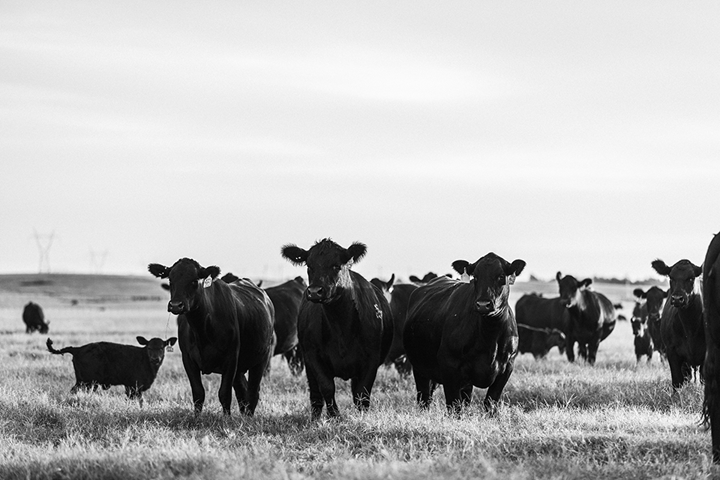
[0,274,715,479]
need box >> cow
[703,233,720,462]
[403,252,525,414]
[222,272,306,376]
[651,258,704,392]
[555,272,617,365]
[633,286,667,358]
[515,293,569,355]
[281,239,393,419]
[409,272,440,284]
[46,336,177,406]
[517,324,566,360]
[23,301,49,334]
[630,300,653,364]
[370,274,418,376]
[148,258,275,416]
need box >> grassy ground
[0,275,713,479]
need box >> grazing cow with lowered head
[222,273,306,376]
[517,324,566,360]
[703,233,720,463]
[633,286,667,358]
[555,272,617,365]
[630,300,653,364]
[149,259,275,415]
[652,258,704,392]
[515,293,570,358]
[23,301,49,334]
[281,239,393,419]
[46,336,176,406]
[371,274,418,376]
[404,252,525,413]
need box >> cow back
[515,294,568,333]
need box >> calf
[149,258,275,416]
[515,293,569,357]
[404,252,525,413]
[652,258,704,391]
[703,233,720,462]
[371,274,418,376]
[281,239,393,419]
[633,286,667,358]
[630,301,653,363]
[23,301,49,334]
[46,336,176,406]
[517,324,566,359]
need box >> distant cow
[630,301,653,364]
[702,233,720,463]
[370,274,418,376]
[149,258,275,416]
[23,302,49,334]
[515,293,569,354]
[652,258,704,391]
[633,287,667,358]
[281,239,393,419]
[222,273,306,376]
[46,336,177,406]
[555,272,617,365]
[404,252,525,413]
[517,324,566,359]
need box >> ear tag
[202,277,212,289]
[166,345,174,353]
[508,274,516,285]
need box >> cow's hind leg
[484,362,515,413]
[305,363,338,418]
[242,360,268,415]
[232,373,251,415]
[351,366,380,412]
[412,370,434,408]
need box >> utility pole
[33,229,55,273]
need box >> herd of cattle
[23,233,720,462]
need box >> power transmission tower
[33,229,55,273]
[89,248,109,274]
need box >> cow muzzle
[475,299,495,314]
[306,286,326,303]
[168,301,186,315]
[670,295,687,308]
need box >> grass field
[0,274,715,479]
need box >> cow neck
[183,284,217,337]
[677,292,704,339]
[322,286,356,329]
[568,290,596,323]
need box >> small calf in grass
[46,336,177,406]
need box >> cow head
[651,259,701,309]
[370,274,395,303]
[633,286,667,325]
[281,239,367,303]
[148,258,220,315]
[556,272,592,308]
[38,321,49,334]
[137,336,178,368]
[452,253,525,315]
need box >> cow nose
[475,300,494,314]
[307,286,324,300]
[168,301,185,314]
[671,295,686,307]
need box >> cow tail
[46,338,75,356]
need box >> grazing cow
[555,272,617,365]
[46,336,177,406]
[703,233,720,463]
[652,258,704,391]
[149,258,275,415]
[633,287,667,358]
[404,252,525,413]
[517,324,566,359]
[515,293,569,351]
[222,272,306,376]
[630,301,653,363]
[371,274,418,376]
[23,301,49,334]
[281,239,393,419]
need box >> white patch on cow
[374,303,383,320]
[508,274,516,285]
[166,345,174,353]
[202,277,212,289]
[460,272,471,282]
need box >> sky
[2,1,719,283]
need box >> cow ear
[556,271,562,282]
[387,273,395,288]
[136,336,148,346]
[633,288,645,299]
[507,259,526,276]
[148,263,170,279]
[206,266,220,279]
[166,337,178,347]
[693,263,703,277]
[580,278,593,288]
[281,244,308,266]
[161,283,170,291]
[651,259,671,276]
[452,260,470,275]
[347,242,367,264]
[409,275,422,283]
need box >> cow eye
[332,265,341,272]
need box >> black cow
[555,272,617,365]
[281,239,393,419]
[370,274,418,376]
[23,301,49,334]
[652,258,704,391]
[149,258,275,415]
[515,293,569,355]
[517,324,566,359]
[222,273,306,376]
[630,301,653,364]
[46,336,177,406]
[404,252,525,413]
[633,286,667,358]
[702,233,720,462]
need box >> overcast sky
[2,1,718,282]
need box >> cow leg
[351,367,379,412]
[565,336,576,362]
[181,352,205,415]
[394,355,412,377]
[243,360,268,415]
[305,363,338,418]
[284,346,304,376]
[232,372,251,415]
[459,384,473,409]
[412,370,434,408]
[586,339,600,366]
[667,352,686,392]
[484,362,514,413]
[441,372,464,415]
